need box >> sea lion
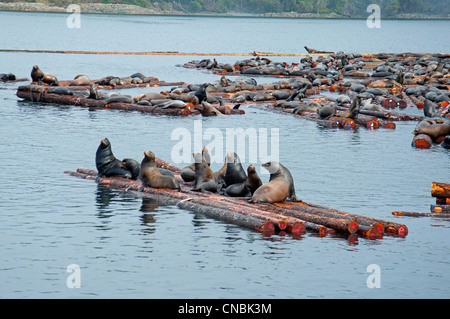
[224,152,247,188]
[88,83,99,99]
[317,105,336,118]
[71,74,91,86]
[154,100,187,109]
[194,83,209,103]
[139,151,181,191]
[413,117,450,140]
[120,158,141,180]
[224,164,262,197]
[105,95,134,104]
[134,92,166,103]
[423,99,441,117]
[192,152,217,193]
[201,101,222,116]
[249,161,297,204]
[95,138,133,179]
[30,65,58,86]
[180,146,211,182]
[0,73,16,81]
[47,87,73,95]
[337,96,360,119]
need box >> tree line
[7,0,450,17]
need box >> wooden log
[401,92,418,108]
[16,90,200,116]
[409,95,424,109]
[430,205,450,214]
[391,211,450,218]
[411,134,433,149]
[358,225,382,240]
[431,182,450,198]
[277,201,408,236]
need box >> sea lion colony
[95,138,296,204]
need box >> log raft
[64,163,408,240]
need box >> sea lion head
[144,151,156,162]
[100,137,111,147]
[226,152,241,164]
[247,164,256,174]
[262,161,280,174]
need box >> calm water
[0,11,449,299]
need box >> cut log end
[348,220,359,234]
[291,222,306,236]
[412,134,433,149]
[260,221,276,236]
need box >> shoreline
[0,2,449,20]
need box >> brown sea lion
[337,96,360,119]
[139,151,181,191]
[413,117,450,141]
[224,164,262,197]
[70,74,91,86]
[317,105,336,118]
[249,161,297,204]
[192,152,217,193]
[201,101,222,116]
[30,65,58,86]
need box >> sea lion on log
[180,146,211,182]
[192,152,217,193]
[30,65,58,86]
[95,138,132,179]
[71,74,91,86]
[250,161,297,204]
[139,151,181,191]
[224,152,247,188]
[337,96,361,119]
[224,164,262,197]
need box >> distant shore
[0,2,449,20]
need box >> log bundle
[64,160,409,241]
[391,182,450,218]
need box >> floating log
[431,182,450,198]
[64,165,403,240]
[411,134,433,149]
[276,201,407,237]
[391,211,450,218]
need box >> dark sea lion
[224,152,247,187]
[71,74,91,86]
[249,161,297,204]
[317,105,336,118]
[0,73,16,81]
[120,158,141,180]
[224,164,262,197]
[47,87,73,95]
[88,83,99,99]
[194,83,209,103]
[95,138,132,179]
[139,151,181,191]
[423,99,441,117]
[337,96,360,119]
[192,152,217,193]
